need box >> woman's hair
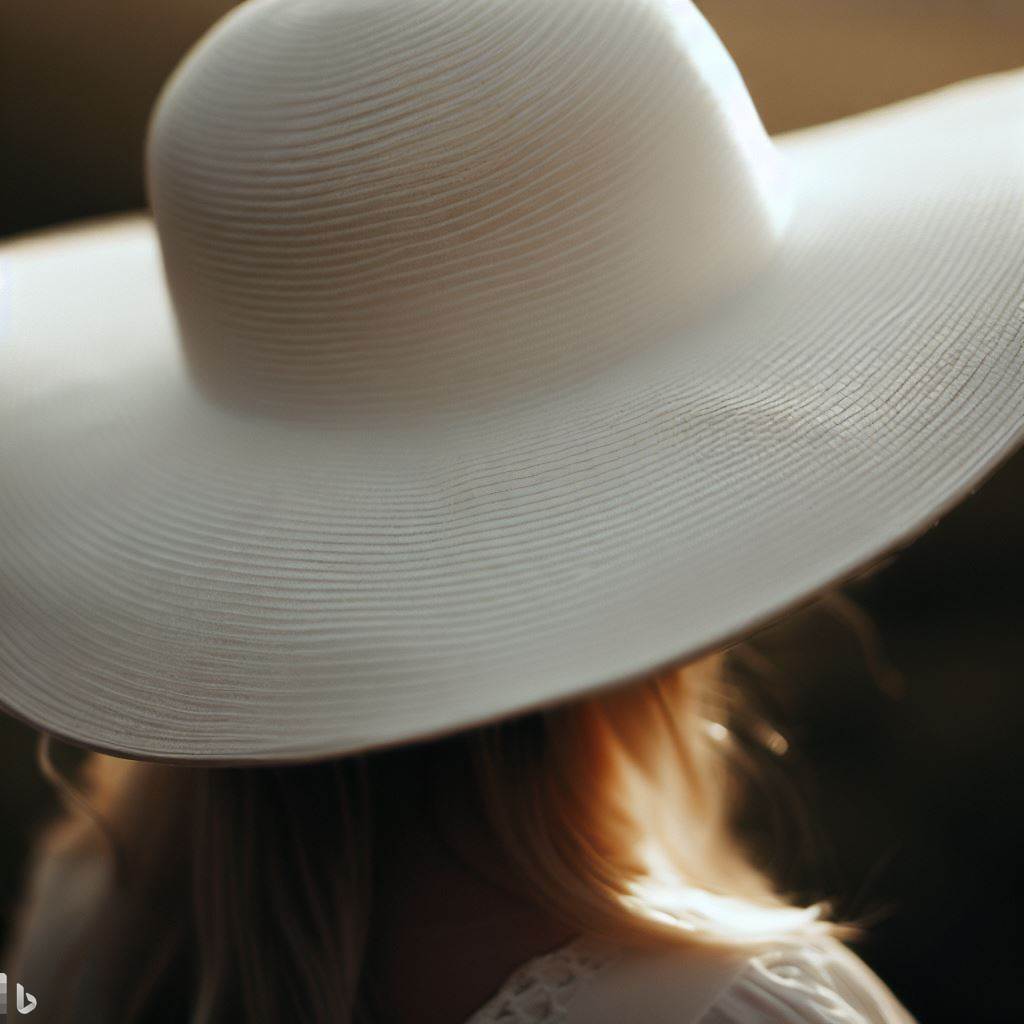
[17,652,834,1023]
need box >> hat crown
[148,0,788,419]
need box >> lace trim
[699,939,914,1024]
[464,934,622,1024]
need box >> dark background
[1,2,1022,1021]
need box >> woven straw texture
[1,0,1022,762]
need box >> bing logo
[0,973,36,1016]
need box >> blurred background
[1,1,1022,1021]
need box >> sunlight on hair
[618,826,827,943]
[753,723,791,757]
[702,719,731,744]
[621,876,826,942]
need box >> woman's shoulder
[573,934,917,1024]
[469,933,917,1024]
[690,936,918,1024]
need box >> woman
[7,654,909,1023]
[2,0,1021,1020]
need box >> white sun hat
[1,0,1022,764]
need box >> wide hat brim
[2,70,1023,764]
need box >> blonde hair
[18,652,835,1022]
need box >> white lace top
[466,934,917,1024]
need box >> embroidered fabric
[700,939,918,1024]
[464,935,623,1024]
[465,935,916,1024]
